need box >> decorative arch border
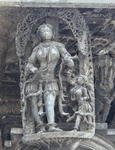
[16,8,93,88]
[15,7,95,134]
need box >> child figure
[70,75,94,131]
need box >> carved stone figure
[16,8,95,139]
[23,23,74,132]
[67,75,94,131]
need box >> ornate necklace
[40,42,53,64]
[41,41,52,48]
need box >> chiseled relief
[16,8,95,142]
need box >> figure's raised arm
[57,42,74,68]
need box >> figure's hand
[67,59,74,68]
[80,98,84,103]
[31,67,38,74]
[67,69,72,75]
[72,54,79,60]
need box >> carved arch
[16,8,93,89]
[15,8,94,134]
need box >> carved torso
[37,42,60,63]
[35,41,60,80]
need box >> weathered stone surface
[7,128,115,150]
[11,128,23,135]
[0,0,115,8]
[0,130,3,150]
[0,0,21,7]
[96,123,108,130]
[0,7,114,149]
[107,129,115,135]
[22,131,95,144]
[4,140,12,148]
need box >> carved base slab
[22,130,95,144]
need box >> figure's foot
[73,129,78,132]
[37,130,45,133]
[36,124,46,133]
[73,127,79,131]
[47,123,63,132]
[48,127,63,132]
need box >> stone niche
[16,7,95,142]
[0,1,115,150]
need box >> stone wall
[0,6,115,149]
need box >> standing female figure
[24,23,74,132]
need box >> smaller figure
[67,75,94,131]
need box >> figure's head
[38,24,53,41]
[77,75,87,85]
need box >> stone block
[107,129,115,135]
[0,0,115,8]
[96,123,108,130]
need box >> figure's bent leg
[87,116,94,130]
[74,115,81,130]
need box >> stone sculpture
[23,23,74,132]
[16,8,95,139]
[67,75,94,131]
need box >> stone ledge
[0,0,21,7]
[4,140,12,148]
[11,128,23,134]
[0,0,115,8]
[107,129,115,136]
[10,127,95,140]
[22,130,95,144]
[96,123,108,130]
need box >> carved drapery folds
[15,8,95,141]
